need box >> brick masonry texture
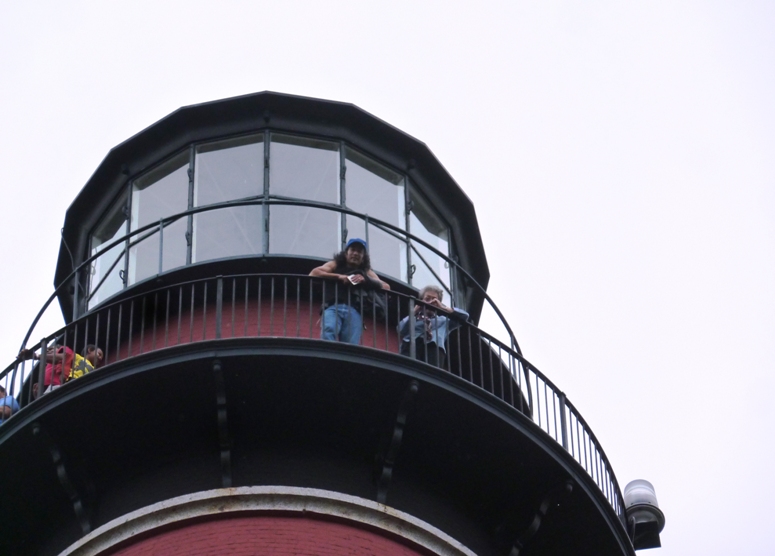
[111,514,427,555]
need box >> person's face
[346,245,365,266]
[421,291,440,314]
[87,348,104,366]
[422,291,440,305]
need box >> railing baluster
[257,277,262,337]
[202,282,208,341]
[116,303,123,363]
[296,278,301,338]
[231,278,236,338]
[270,277,275,335]
[189,283,195,343]
[244,277,249,337]
[215,277,223,340]
[177,286,183,345]
[105,308,111,365]
[283,277,288,337]
[164,289,170,347]
[152,292,158,351]
[140,297,146,354]
[309,277,314,339]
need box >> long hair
[333,249,371,272]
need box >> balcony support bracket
[213,359,232,488]
[32,422,92,535]
[506,479,574,556]
[375,379,419,505]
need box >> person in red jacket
[18,344,74,396]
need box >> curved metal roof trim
[55,91,489,318]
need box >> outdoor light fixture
[624,479,666,550]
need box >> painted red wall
[105,298,401,364]
[109,514,428,556]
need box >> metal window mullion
[340,142,347,249]
[121,181,131,292]
[405,180,414,285]
[263,131,270,255]
[186,145,195,265]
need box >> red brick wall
[109,514,427,556]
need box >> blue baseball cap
[345,238,368,251]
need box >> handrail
[29,198,520,356]
[0,272,624,522]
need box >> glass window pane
[89,196,127,308]
[409,189,451,291]
[193,135,264,263]
[129,152,189,285]
[270,206,339,259]
[193,206,263,262]
[269,134,340,258]
[194,135,263,206]
[345,148,406,280]
[269,134,339,203]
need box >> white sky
[1,1,773,554]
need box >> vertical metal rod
[257,277,262,336]
[455,328,462,377]
[189,283,195,343]
[164,289,171,347]
[371,291,376,349]
[116,304,123,362]
[62,326,69,382]
[544,382,550,433]
[158,218,164,275]
[477,331,484,387]
[105,308,112,365]
[230,278,236,338]
[487,340,494,397]
[215,277,223,340]
[140,297,146,354]
[309,277,314,339]
[295,278,300,338]
[466,326,473,383]
[231,278,237,338]
[177,286,183,345]
[152,292,158,351]
[73,320,79,365]
[37,338,48,398]
[536,377,542,429]
[202,281,208,341]
[94,312,101,360]
[243,277,248,337]
[408,299,416,359]
[282,277,288,337]
[84,316,90,355]
[270,277,275,335]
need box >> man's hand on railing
[18,348,36,362]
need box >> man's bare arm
[310,261,350,284]
[367,270,390,290]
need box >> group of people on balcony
[310,238,469,368]
[1,344,104,424]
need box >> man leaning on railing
[398,285,469,368]
[310,238,390,345]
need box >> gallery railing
[0,273,624,522]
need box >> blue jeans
[321,304,363,345]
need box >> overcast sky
[1,2,773,554]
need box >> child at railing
[398,285,469,368]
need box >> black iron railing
[0,272,624,521]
